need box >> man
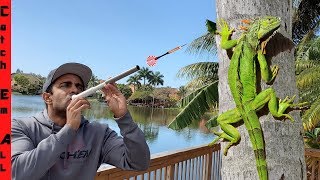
[11,62,150,180]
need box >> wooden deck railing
[95,144,221,180]
[95,145,320,180]
[305,148,320,180]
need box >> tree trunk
[215,0,306,179]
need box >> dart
[147,44,186,66]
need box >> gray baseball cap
[42,62,92,93]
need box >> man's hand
[66,98,91,130]
[101,82,128,118]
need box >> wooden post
[207,152,213,180]
[166,165,174,180]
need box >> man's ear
[42,92,52,105]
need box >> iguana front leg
[257,50,278,83]
[217,19,238,50]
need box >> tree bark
[215,0,306,179]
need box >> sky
[12,0,217,88]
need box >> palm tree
[169,0,318,178]
[87,74,99,88]
[127,74,142,91]
[149,71,164,87]
[149,71,164,107]
[178,86,187,99]
[213,1,307,179]
[138,67,152,86]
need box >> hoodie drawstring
[51,123,54,134]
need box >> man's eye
[60,83,69,88]
[77,86,84,91]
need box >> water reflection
[12,95,216,154]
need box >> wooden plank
[194,158,198,179]
[174,163,178,180]
[318,160,320,180]
[311,159,315,180]
[305,148,320,158]
[207,153,213,180]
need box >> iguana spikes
[239,25,249,31]
[241,19,252,24]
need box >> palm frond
[185,19,217,58]
[168,81,218,130]
[292,0,320,43]
[296,36,320,62]
[303,96,320,131]
[304,127,320,149]
[295,59,320,75]
[296,66,320,89]
[206,19,217,34]
[299,83,320,104]
[184,76,216,90]
[295,31,317,57]
[185,33,217,58]
[205,116,218,129]
[177,62,219,80]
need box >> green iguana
[211,16,306,180]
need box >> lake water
[12,95,215,155]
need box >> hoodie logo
[60,149,91,159]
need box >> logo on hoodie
[60,149,91,159]
[60,130,90,160]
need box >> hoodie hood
[34,109,89,134]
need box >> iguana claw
[209,130,223,146]
[270,65,279,82]
[217,19,235,37]
[290,101,309,110]
[278,95,300,122]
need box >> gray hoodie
[11,109,150,180]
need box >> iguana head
[247,16,280,53]
[256,16,281,40]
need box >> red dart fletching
[147,55,157,66]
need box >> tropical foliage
[127,67,164,89]
[149,71,164,87]
[177,62,218,90]
[117,84,133,99]
[169,19,219,129]
[168,81,218,129]
[126,68,179,107]
[126,74,141,91]
[296,36,320,148]
[138,67,152,86]
[12,73,43,95]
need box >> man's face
[46,74,84,117]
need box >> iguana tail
[243,108,268,180]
